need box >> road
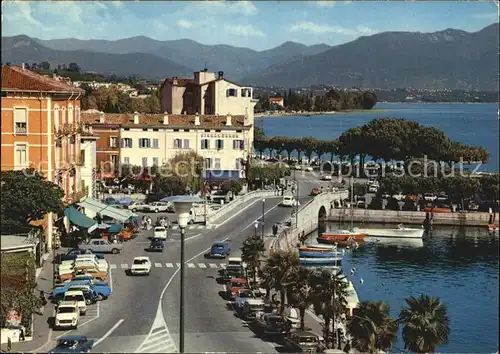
[46,175,328,353]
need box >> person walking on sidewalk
[272,223,279,237]
[38,290,47,315]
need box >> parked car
[129,256,152,275]
[153,226,168,240]
[55,300,80,329]
[54,249,105,264]
[78,239,122,254]
[50,280,111,302]
[234,289,258,308]
[283,331,323,353]
[127,201,149,212]
[437,192,449,201]
[226,277,248,300]
[148,238,164,252]
[205,241,231,258]
[423,193,437,201]
[61,290,87,315]
[321,174,332,181]
[253,313,290,335]
[147,201,174,213]
[48,335,94,353]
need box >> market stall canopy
[64,206,98,233]
[78,197,138,223]
[108,224,123,233]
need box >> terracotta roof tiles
[1,65,84,93]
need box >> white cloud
[195,0,257,15]
[314,1,335,8]
[288,21,377,36]
[224,24,265,37]
[176,19,193,29]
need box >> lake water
[257,103,499,171]
[306,224,499,352]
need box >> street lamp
[261,198,265,238]
[254,221,259,238]
[161,195,203,353]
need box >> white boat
[365,237,424,248]
[359,224,424,239]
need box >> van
[55,301,79,329]
[62,290,87,315]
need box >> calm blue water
[257,103,499,171]
[306,225,499,352]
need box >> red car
[226,277,248,300]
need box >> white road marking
[120,264,128,269]
[187,263,195,268]
[198,263,207,268]
[220,263,226,268]
[109,263,114,291]
[110,264,117,269]
[176,263,181,267]
[185,233,202,241]
[93,319,124,347]
[166,263,174,268]
[209,263,218,268]
[154,263,162,268]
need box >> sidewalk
[1,252,57,353]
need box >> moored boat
[299,245,342,258]
[299,256,342,266]
[488,224,499,233]
[318,229,367,241]
[358,224,424,239]
[317,236,365,248]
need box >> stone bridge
[275,190,349,251]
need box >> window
[111,155,118,167]
[235,158,244,169]
[173,129,180,132]
[214,158,221,169]
[142,157,148,167]
[123,157,130,165]
[68,106,73,125]
[152,139,159,149]
[54,107,60,129]
[142,128,148,131]
[152,157,159,166]
[183,139,190,149]
[121,138,133,148]
[139,138,151,148]
[80,150,86,167]
[201,139,210,149]
[216,139,224,150]
[110,137,118,147]
[233,139,244,150]
[75,108,80,123]
[241,88,251,97]
[215,129,221,132]
[14,144,28,167]
[227,88,237,97]
[204,129,210,133]
[14,108,27,135]
[204,158,212,169]
[184,129,190,132]
[61,108,66,124]
[173,139,182,149]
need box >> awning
[202,170,243,181]
[108,224,123,233]
[78,197,138,223]
[64,206,98,233]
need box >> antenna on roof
[204,61,208,72]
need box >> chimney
[218,71,224,79]
[133,112,139,124]
[226,114,232,126]
[99,111,105,123]
[163,112,169,125]
[21,62,26,70]
[194,113,200,126]
[172,77,178,85]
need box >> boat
[317,236,365,248]
[299,245,342,258]
[299,256,342,266]
[358,224,424,239]
[365,237,424,248]
[488,224,498,233]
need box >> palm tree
[309,270,349,348]
[398,295,450,353]
[287,266,314,330]
[260,250,299,313]
[240,235,265,287]
[347,300,398,352]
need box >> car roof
[58,335,87,341]
[212,241,228,246]
[64,290,84,295]
[228,257,242,261]
[230,277,247,282]
[133,256,150,261]
[294,331,317,336]
[58,300,78,307]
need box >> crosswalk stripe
[155,263,162,268]
[187,263,195,268]
[176,263,181,268]
[220,263,226,268]
[166,263,174,268]
[120,264,128,269]
[209,263,217,268]
[198,263,207,268]
[110,264,117,269]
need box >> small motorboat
[358,224,424,239]
[299,256,342,266]
[317,236,365,248]
[488,224,499,233]
[299,246,341,258]
[318,229,367,242]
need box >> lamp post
[261,198,265,238]
[254,221,258,238]
[162,195,203,353]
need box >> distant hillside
[241,23,499,90]
[32,37,332,79]
[1,35,193,79]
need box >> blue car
[50,280,111,302]
[48,335,94,353]
[205,241,231,258]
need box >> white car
[368,185,378,193]
[423,193,437,201]
[153,226,168,240]
[62,290,87,315]
[130,256,151,275]
[321,175,332,181]
[228,257,246,270]
[294,165,302,170]
[234,289,258,308]
[281,196,298,207]
[55,300,80,329]
[59,258,108,273]
[128,201,149,212]
[147,201,174,213]
[304,166,314,172]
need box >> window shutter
[14,108,27,123]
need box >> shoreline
[255,108,387,118]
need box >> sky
[1,0,498,51]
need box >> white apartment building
[80,129,99,199]
[85,112,252,179]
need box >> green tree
[399,295,450,353]
[1,170,64,230]
[347,300,398,352]
[287,266,315,330]
[240,235,265,287]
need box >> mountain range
[2,23,498,90]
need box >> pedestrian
[272,223,278,237]
[19,325,25,341]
